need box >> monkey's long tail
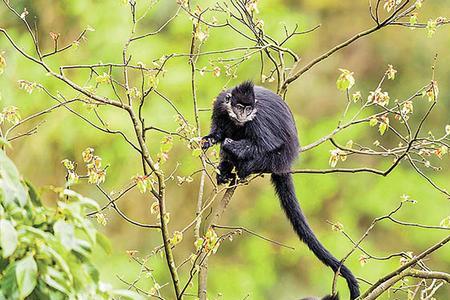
[271,173,360,300]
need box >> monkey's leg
[235,160,255,180]
[217,159,236,185]
[216,150,236,185]
[235,152,277,180]
[222,138,258,160]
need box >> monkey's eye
[244,106,253,115]
[235,104,245,113]
[225,93,232,103]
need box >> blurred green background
[1,0,449,299]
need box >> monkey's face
[223,92,257,125]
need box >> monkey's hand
[201,135,216,150]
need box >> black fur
[202,81,360,299]
[322,294,340,300]
[232,80,255,106]
[300,294,339,300]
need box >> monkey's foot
[237,177,250,185]
[216,172,236,185]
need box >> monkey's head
[223,81,257,125]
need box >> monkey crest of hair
[232,80,255,106]
[202,81,360,299]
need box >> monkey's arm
[203,99,234,149]
[201,121,225,149]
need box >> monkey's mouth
[233,109,257,125]
[230,113,250,126]
[223,102,256,125]
[233,117,247,125]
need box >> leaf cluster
[0,151,141,300]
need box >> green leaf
[42,265,73,295]
[72,239,92,258]
[409,14,418,27]
[160,136,174,153]
[95,73,110,84]
[43,274,71,296]
[96,232,112,254]
[0,262,19,298]
[194,238,204,251]
[25,181,42,206]
[34,280,64,300]
[76,196,100,210]
[54,220,76,251]
[0,219,18,258]
[170,230,183,246]
[379,122,388,135]
[426,19,437,38]
[336,68,355,91]
[62,189,99,210]
[16,255,38,298]
[24,225,50,239]
[440,216,450,228]
[0,150,27,207]
[136,179,147,194]
[40,244,73,283]
[0,152,115,298]
[78,219,97,245]
[83,261,100,282]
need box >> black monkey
[202,81,359,300]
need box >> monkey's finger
[201,139,211,149]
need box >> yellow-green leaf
[379,122,388,135]
[16,255,38,298]
[336,68,355,91]
[439,216,450,228]
[0,220,18,258]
